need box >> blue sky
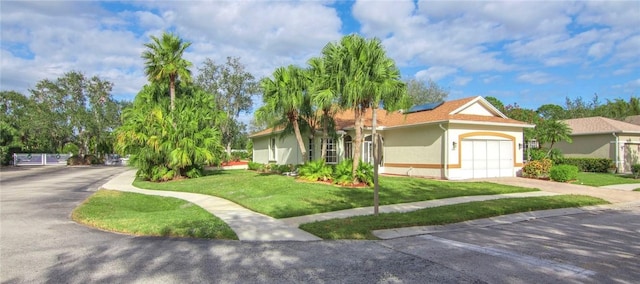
[1,1,639,125]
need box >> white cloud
[453,76,472,86]
[517,71,557,85]
[415,66,458,81]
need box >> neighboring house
[555,116,640,173]
[250,96,533,180]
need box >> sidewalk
[101,170,321,242]
[100,171,640,242]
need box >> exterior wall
[382,124,445,178]
[251,133,305,165]
[252,135,270,164]
[556,133,640,173]
[458,103,494,116]
[555,134,612,159]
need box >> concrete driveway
[1,166,639,283]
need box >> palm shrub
[333,159,353,185]
[356,161,374,186]
[116,83,224,181]
[549,164,579,182]
[298,159,333,182]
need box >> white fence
[13,153,72,166]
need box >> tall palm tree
[141,32,193,111]
[258,65,310,162]
[322,34,407,186]
[308,56,339,160]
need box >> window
[323,138,337,164]
[269,138,276,161]
[344,135,352,159]
[308,138,314,161]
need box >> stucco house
[555,116,640,172]
[250,96,533,180]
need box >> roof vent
[407,101,444,114]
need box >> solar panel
[407,101,444,113]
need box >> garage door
[461,139,514,178]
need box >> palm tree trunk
[169,76,176,111]
[292,115,308,162]
[372,105,380,215]
[352,107,363,184]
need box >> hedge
[554,157,613,173]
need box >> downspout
[438,123,449,179]
[613,132,619,173]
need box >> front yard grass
[133,170,539,218]
[72,189,238,240]
[300,195,608,240]
[572,172,640,186]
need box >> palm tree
[535,119,572,157]
[308,56,339,160]
[258,65,310,162]
[141,32,193,111]
[322,34,407,186]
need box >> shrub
[272,164,295,174]
[527,148,548,161]
[247,161,264,171]
[632,164,640,179]
[356,161,374,186]
[298,159,333,182]
[555,157,612,173]
[550,164,579,182]
[522,158,553,178]
[333,159,353,185]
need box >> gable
[456,102,496,116]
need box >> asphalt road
[1,166,638,283]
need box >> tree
[405,78,448,106]
[142,32,193,111]
[116,83,223,181]
[258,65,310,162]
[308,56,339,160]
[0,91,31,164]
[196,57,258,155]
[485,96,505,113]
[322,34,408,187]
[535,119,572,157]
[536,104,566,120]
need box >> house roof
[562,116,640,135]
[624,115,640,126]
[250,96,532,138]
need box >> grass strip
[134,170,539,218]
[72,189,238,240]
[299,195,608,240]
[572,172,640,186]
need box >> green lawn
[572,172,640,186]
[133,170,539,218]
[72,189,238,240]
[300,195,608,240]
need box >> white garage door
[461,139,514,178]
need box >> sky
[1,0,639,125]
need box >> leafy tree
[195,57,258,154]
[536,119,572,157]
[0,91,31,164]
[28,71,121,158]
[485,96,505,113]
[258,65,310,162]
[142,32,193,111]
[536,104,566,120]
[405,78,448,106]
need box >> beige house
[250,96,533,180]
[555,116,640,172]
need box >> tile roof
[563,116,640,135]
[624,115,640,126]
[250,96,530,137]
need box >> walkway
[101,171,640,242]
